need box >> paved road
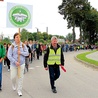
[1,50,98,98]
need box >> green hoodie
[0,45,6,59]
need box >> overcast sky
[0,0,97,39]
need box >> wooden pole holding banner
[18,28,20,78]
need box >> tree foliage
[66,33,73,42]
[19,28,65,44]
[58,0,98,44]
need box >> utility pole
[36,27,39,33]
[35,27,39,41]
[46,27,48,34]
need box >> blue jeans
[48,65,60,89]
[0,62,2,88]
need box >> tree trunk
[72,25,76,43]
[79,26,82,44]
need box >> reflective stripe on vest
[47,47,61,65]
[36,44,38,48]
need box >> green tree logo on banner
[9,5,31,28]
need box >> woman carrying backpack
[7,33,29,96]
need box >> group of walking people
[0,33,65,96]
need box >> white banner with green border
[6,2,33,29]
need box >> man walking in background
[24,40,31,72]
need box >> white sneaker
[8,69,10,72]
[12,85,16,91]
[17,90,22,96]
[3,65,6,68]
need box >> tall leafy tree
[2,37,11,44]
[21,29,29,41]
[83,8,98,44]
[66,33,73,42]
[58,0,89,43]
[42,32,49,40]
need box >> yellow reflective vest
[47,47,61,65]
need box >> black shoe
[52,88,57,93]
[0,88,2,91]
[27,67,29,72]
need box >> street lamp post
[35,27,39,41]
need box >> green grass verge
[76,50,98,66]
